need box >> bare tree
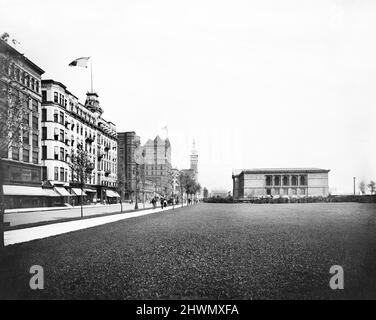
[69,148,94,218]
[359,181,366,195]
[0,51,29,248]
[368,181,376,195]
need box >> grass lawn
[0,202,375,299]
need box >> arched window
[283,176,289,186]
[274,176,281,186]
[292,176,298,186]
[266,176,272,186]
[300,175,307,186]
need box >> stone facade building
[117,131,141,200]
[0,39,51,209]
[142,135,172,196]
[41,80,118,204]
[232,168,330,201]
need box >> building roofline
[0,39,45,75]
[233,168,330,176]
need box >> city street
[4,202,153,227]
[1,202,375,299]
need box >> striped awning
[54,187,71,197]
[71,188,87,196]
[105,190,120,198]
[43,188,62,197]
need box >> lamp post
[353,177,356,195]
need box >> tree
[368,181,376,195]
[68,148,94,218]
[203,187,209,199]
[0,48,30,248]
[359,181,366,195]
[178,171,195,206]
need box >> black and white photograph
[0,0,376,307]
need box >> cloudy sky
[1,0,375,193]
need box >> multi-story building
[41,80,119,204]
[0,39,55,209]
[142,135,172,196]
[232,168,330,201]
[117,131,141,201]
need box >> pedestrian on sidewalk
[160,198,164,209]
[151,197,156,209]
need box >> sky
[1,0,375,194]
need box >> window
[266,188,271,195]
[12,147,19,160]
[23,148,29,162]
[32,115,38,130]
[32,151,38,164]
[300,175,307,186]
[31,78,35,91]
[283,176,289,186]
[54,146,58,160]
[42,167,47,181]
[291,176,298,186]
[59,129,64,142]
[54,167,59,180]
[60,167,64,181]
[23,130,29,145]
[42,109,47,122]
[274,176,281,186]
[25,74,29,87]
[32,99,38,113]
[291,188,297,195]
[54,92,58,103]
[300,188,306,195]
[23,112,29,126]
[266,176,272,186]
[42,146,47,160]
[32,133,38,147]
[35,81,39,93]
[60,147,64,161]
[54,110,58,122]
[60,111,64,124]
[42,91,47,102]
[54,127,59,140]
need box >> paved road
[1,202,375,299]
[4,202,153,227]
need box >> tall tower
[190,139,198,182]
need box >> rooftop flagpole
[90,57,93,93]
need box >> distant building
[232,168,330,201]
[210,190,229,198]
[190,139,198,182]
[117,131,140,200]
[142,135,172,196]
[0,39,48,209]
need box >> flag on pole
[68,57,90,68]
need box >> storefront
[3,185,60,209]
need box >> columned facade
[232,168,330,201]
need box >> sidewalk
[5,202,130,214]
[4,205,176,246]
